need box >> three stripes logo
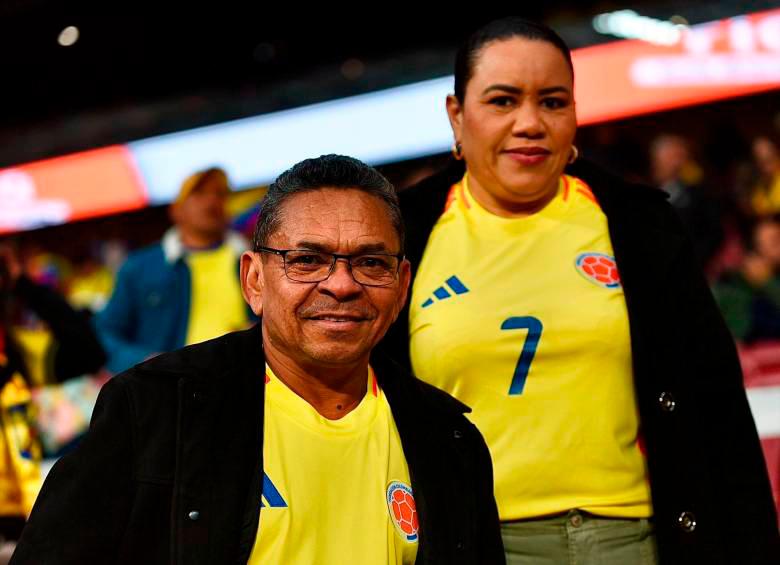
[421,275,469,308]
[260,473,287,508]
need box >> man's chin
[299,342,370,367]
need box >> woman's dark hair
[454,18,574,102]
[253,154,404,252]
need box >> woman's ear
[446,94,464,145]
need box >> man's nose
[318,258,363,299]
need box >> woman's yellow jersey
[248,366,418,564]
[410,174,652,521]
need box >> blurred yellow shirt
[410,173,651,521]
[752,174,780,216]
[248,366,418,564]
[184,244,248,345]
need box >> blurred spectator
[67,241,126,314]
[751,136,780,216]
[713,216,780,342]
[67,258,114,314]
[95,168,254,374]
[651,134,723,270]
[0,244,105,560]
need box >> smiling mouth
[504,147,551,155]
[310,316,366,322]
[306,313,371,323]
[503,148,551,165]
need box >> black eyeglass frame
[255,245,404,287]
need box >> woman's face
[447,37,577,213]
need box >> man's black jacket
[11,324,504,564]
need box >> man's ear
[392,258,412,322]
[240,251,263,317]
[169,202,181,225]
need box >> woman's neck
[466,173,559,218]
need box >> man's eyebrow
[352,243,396,254]
[482,84,571,96]
[293,241,397,254]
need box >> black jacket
[378,159,779,565]
[11,324,504,565]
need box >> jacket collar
[161,227,249,264]
[566,160,683,288]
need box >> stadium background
[1,1,779,521]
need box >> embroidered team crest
[575,253,621,289]
[386,481,418,542]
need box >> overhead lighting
[57,26,80,47]
[593,10,687,46]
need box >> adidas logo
[421,275,470,308]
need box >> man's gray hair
[253,154,404,251]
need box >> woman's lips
[503,148,550,165]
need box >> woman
[378,18,778,564]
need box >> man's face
[753,137,780,177]
[755,221,780,267]
[249,188,410,369]
[652,137,688,184]
[172,176,228,239]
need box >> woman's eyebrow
[482,84,522,96]
[482,84,571,96]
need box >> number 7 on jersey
[501,316,543,395]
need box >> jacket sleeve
[669,214,779,562]
[10,376,134,564]
[13,275,106,381]
[467,421,506,565]
[94,260,157,374]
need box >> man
[95,167,253,374]
[650,134,722,270]
[751,136,780,216]
[11,155,503,564]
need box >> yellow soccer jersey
[410,174,652,521]
[184,244,248,346]
[248,366,418,565]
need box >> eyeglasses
[256,246,403,287]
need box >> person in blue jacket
[95,167,254,373]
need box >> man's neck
[178,229,223,250]
[263,339,369,421]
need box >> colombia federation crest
[575,252,621,289]
[386,481,419,543]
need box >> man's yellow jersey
[410,174,652,521]
[248,366,418,564]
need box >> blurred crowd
[7,132,780,346]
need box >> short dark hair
[253,154,404,252]
[454,18,574,103]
